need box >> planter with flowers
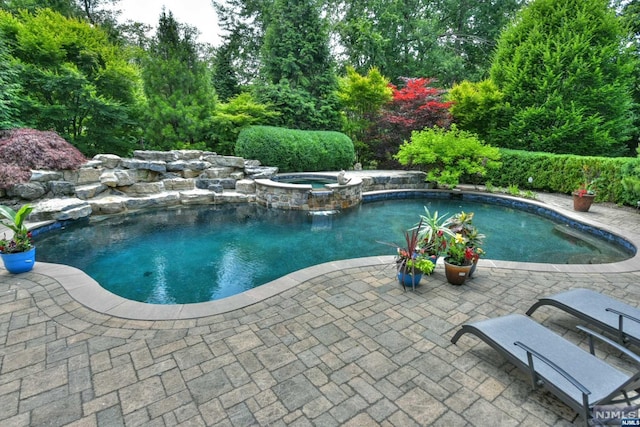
[381,219,436,291]
[443,233,474,285]
[0,204,35,274]
[572,165,599,212]
[447,211,485,278]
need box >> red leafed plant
[366,77,453,168]
[0,129,86,189]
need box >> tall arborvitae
[0,34,20,130]
[141,9,217,150]
[490,0,636,156]
[255,0,341,130]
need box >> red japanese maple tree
[367,77,453,168]
[0,129,86,189]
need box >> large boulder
[93,154,121,169]
[133,150,179,162]
[49,181,76,197]
[203,154,245,169]
[121,182,165,196]
[30,170,63,182]
[75,183,108,200]
[163,178,195,191]
[120,159,167,173]
[30,198,92,221]
[124,193,180,210]
[6,183,47,200]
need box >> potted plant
[415,207,454,265]
[443,233,474,285]
[447,211,485,277]
[0,204,36,274]
[380,219,436,290]
[572,165,599,212]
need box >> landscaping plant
[395,124,501,187]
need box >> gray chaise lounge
[451,314,640,426]
[526,288,640,347]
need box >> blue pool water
[34,198,633,304]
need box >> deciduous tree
[0,8,143,156]
[336,66,392,163]
[367,77,453,168]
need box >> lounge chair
[526,288,640,347]
[451,314,640,426]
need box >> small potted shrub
[0,204,36,274]
[572,165,599,212]
[381,219,435,290]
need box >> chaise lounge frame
[451,314,640,426]
[526,288,640,347]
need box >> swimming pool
[34,194,634,304]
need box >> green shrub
[395,124,501,187]
[620,159,640,205]
[235,126,355,172]
[447,79,508,141]
[211,93,280,155]
[484,149,635,203]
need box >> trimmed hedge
[483,149,638,204]
[236,126,355,172]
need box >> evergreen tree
[490,0,636,156]
[256,0,340,130]
[619,0,640,149]
[212,37,241,102]
[212,0,270,85]
[0,32,21,130]
[141,9,217,150]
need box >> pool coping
[3,190,640,321]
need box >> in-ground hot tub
[254,173,363,210]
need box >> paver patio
[1,192,639,426]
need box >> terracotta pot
[572,192,595,212]
[444,259,472,285]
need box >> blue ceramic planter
[397,271,423,287]
[1,247,36,274]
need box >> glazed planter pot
[397,270,423,288]
[444,259,472,285]
[572,192,595,212]
[1,247,36,274]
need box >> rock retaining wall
[0,150,429,221]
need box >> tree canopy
[0,8,143,156]
[490,0,637,156]
[0,0,638,162]
[140,9,217,150]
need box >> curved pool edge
[4,189,640,321]
[3,256,393,321]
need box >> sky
[112,0,222,46]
